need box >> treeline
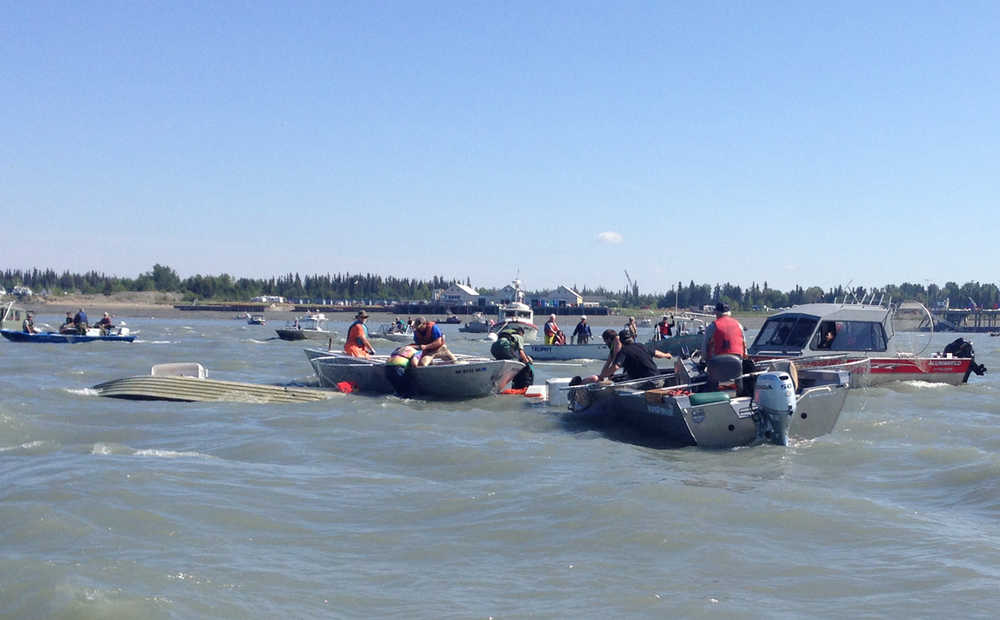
[2,265,998,310]
[1,265,457,303]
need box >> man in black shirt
[601,329,671,381]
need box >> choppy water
[1,316,998,619]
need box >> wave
[91,442,216,460]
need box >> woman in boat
[384,344,421,397]
[344,310,376,358]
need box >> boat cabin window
[752,316,818,349]
[810,320,887,352]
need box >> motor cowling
[753,372,796,445]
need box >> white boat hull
[526,343,610,360]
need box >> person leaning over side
[344,310,376,358]
[384,344,421,397]
[411,316,457,366]
[572,315,592,344]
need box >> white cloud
[597,231,623,244]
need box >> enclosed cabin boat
[490,280,538,341]
[748,303,985,386]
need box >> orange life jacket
[413,321,438,345]
[710,315,745,357]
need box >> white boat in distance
[373,322,413,343]
[458,312,494,333]
[490,280,538,341]
[275,313,338,342]
[304,349,524,398]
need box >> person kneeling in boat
[384,344,421,397]
[411,316,457,366]
[491,327,535,389]
[95,312,114,335]
[344,310,376,358]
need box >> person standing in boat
[543,314,561,345]
[410,317,457,366]
[701,302,747,390]
[654,314,675,341]
[73,308,89,334]
[624,316,639,342]
[490,326,535,390]
[572,315,592,344]
[344,310,376,358]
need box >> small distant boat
[990,332,1000,337]
[92,362,334,403]
[440,315,461,325]
[459,312,494,333]
[373,322,413,343]
[1,326,135,343]
[304,349,524,399]
[275,313,337,342]
[247,314,266,325]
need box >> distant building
[440,283,480,306]
[252,295,286,304]
[11,285,33,297]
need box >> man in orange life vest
[701,302,747,391]
[410,316,457,366]
[344,310,376,358]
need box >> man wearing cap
[344,310,376,358]
[572,315,592,344]
[410,316,457,366]
[701,302,747,390]
[22,311,38,334]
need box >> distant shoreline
[12,294,767,329]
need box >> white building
[440,283,480,306]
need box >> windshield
[811,320,887,352]
[751,316,818,349]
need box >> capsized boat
[275,313,338,341]
[747,302,987,386]
[92,362,334,403]
[489,280,538,341]
[1,325,135,343]
[565,358,851,448]
[304,349,524,398]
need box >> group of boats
[0,302,135,343]
[4,293,988,450]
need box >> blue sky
[3,2,998,294]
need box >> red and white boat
[748,302,987,387]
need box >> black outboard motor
[942,338,988,382]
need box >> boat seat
[151,362,207,379]
[689,392,731,406]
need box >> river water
[1,315,997,619]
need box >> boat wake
[91,442,216,459]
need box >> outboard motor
[753,372,796,446]
[943,338,987,382]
